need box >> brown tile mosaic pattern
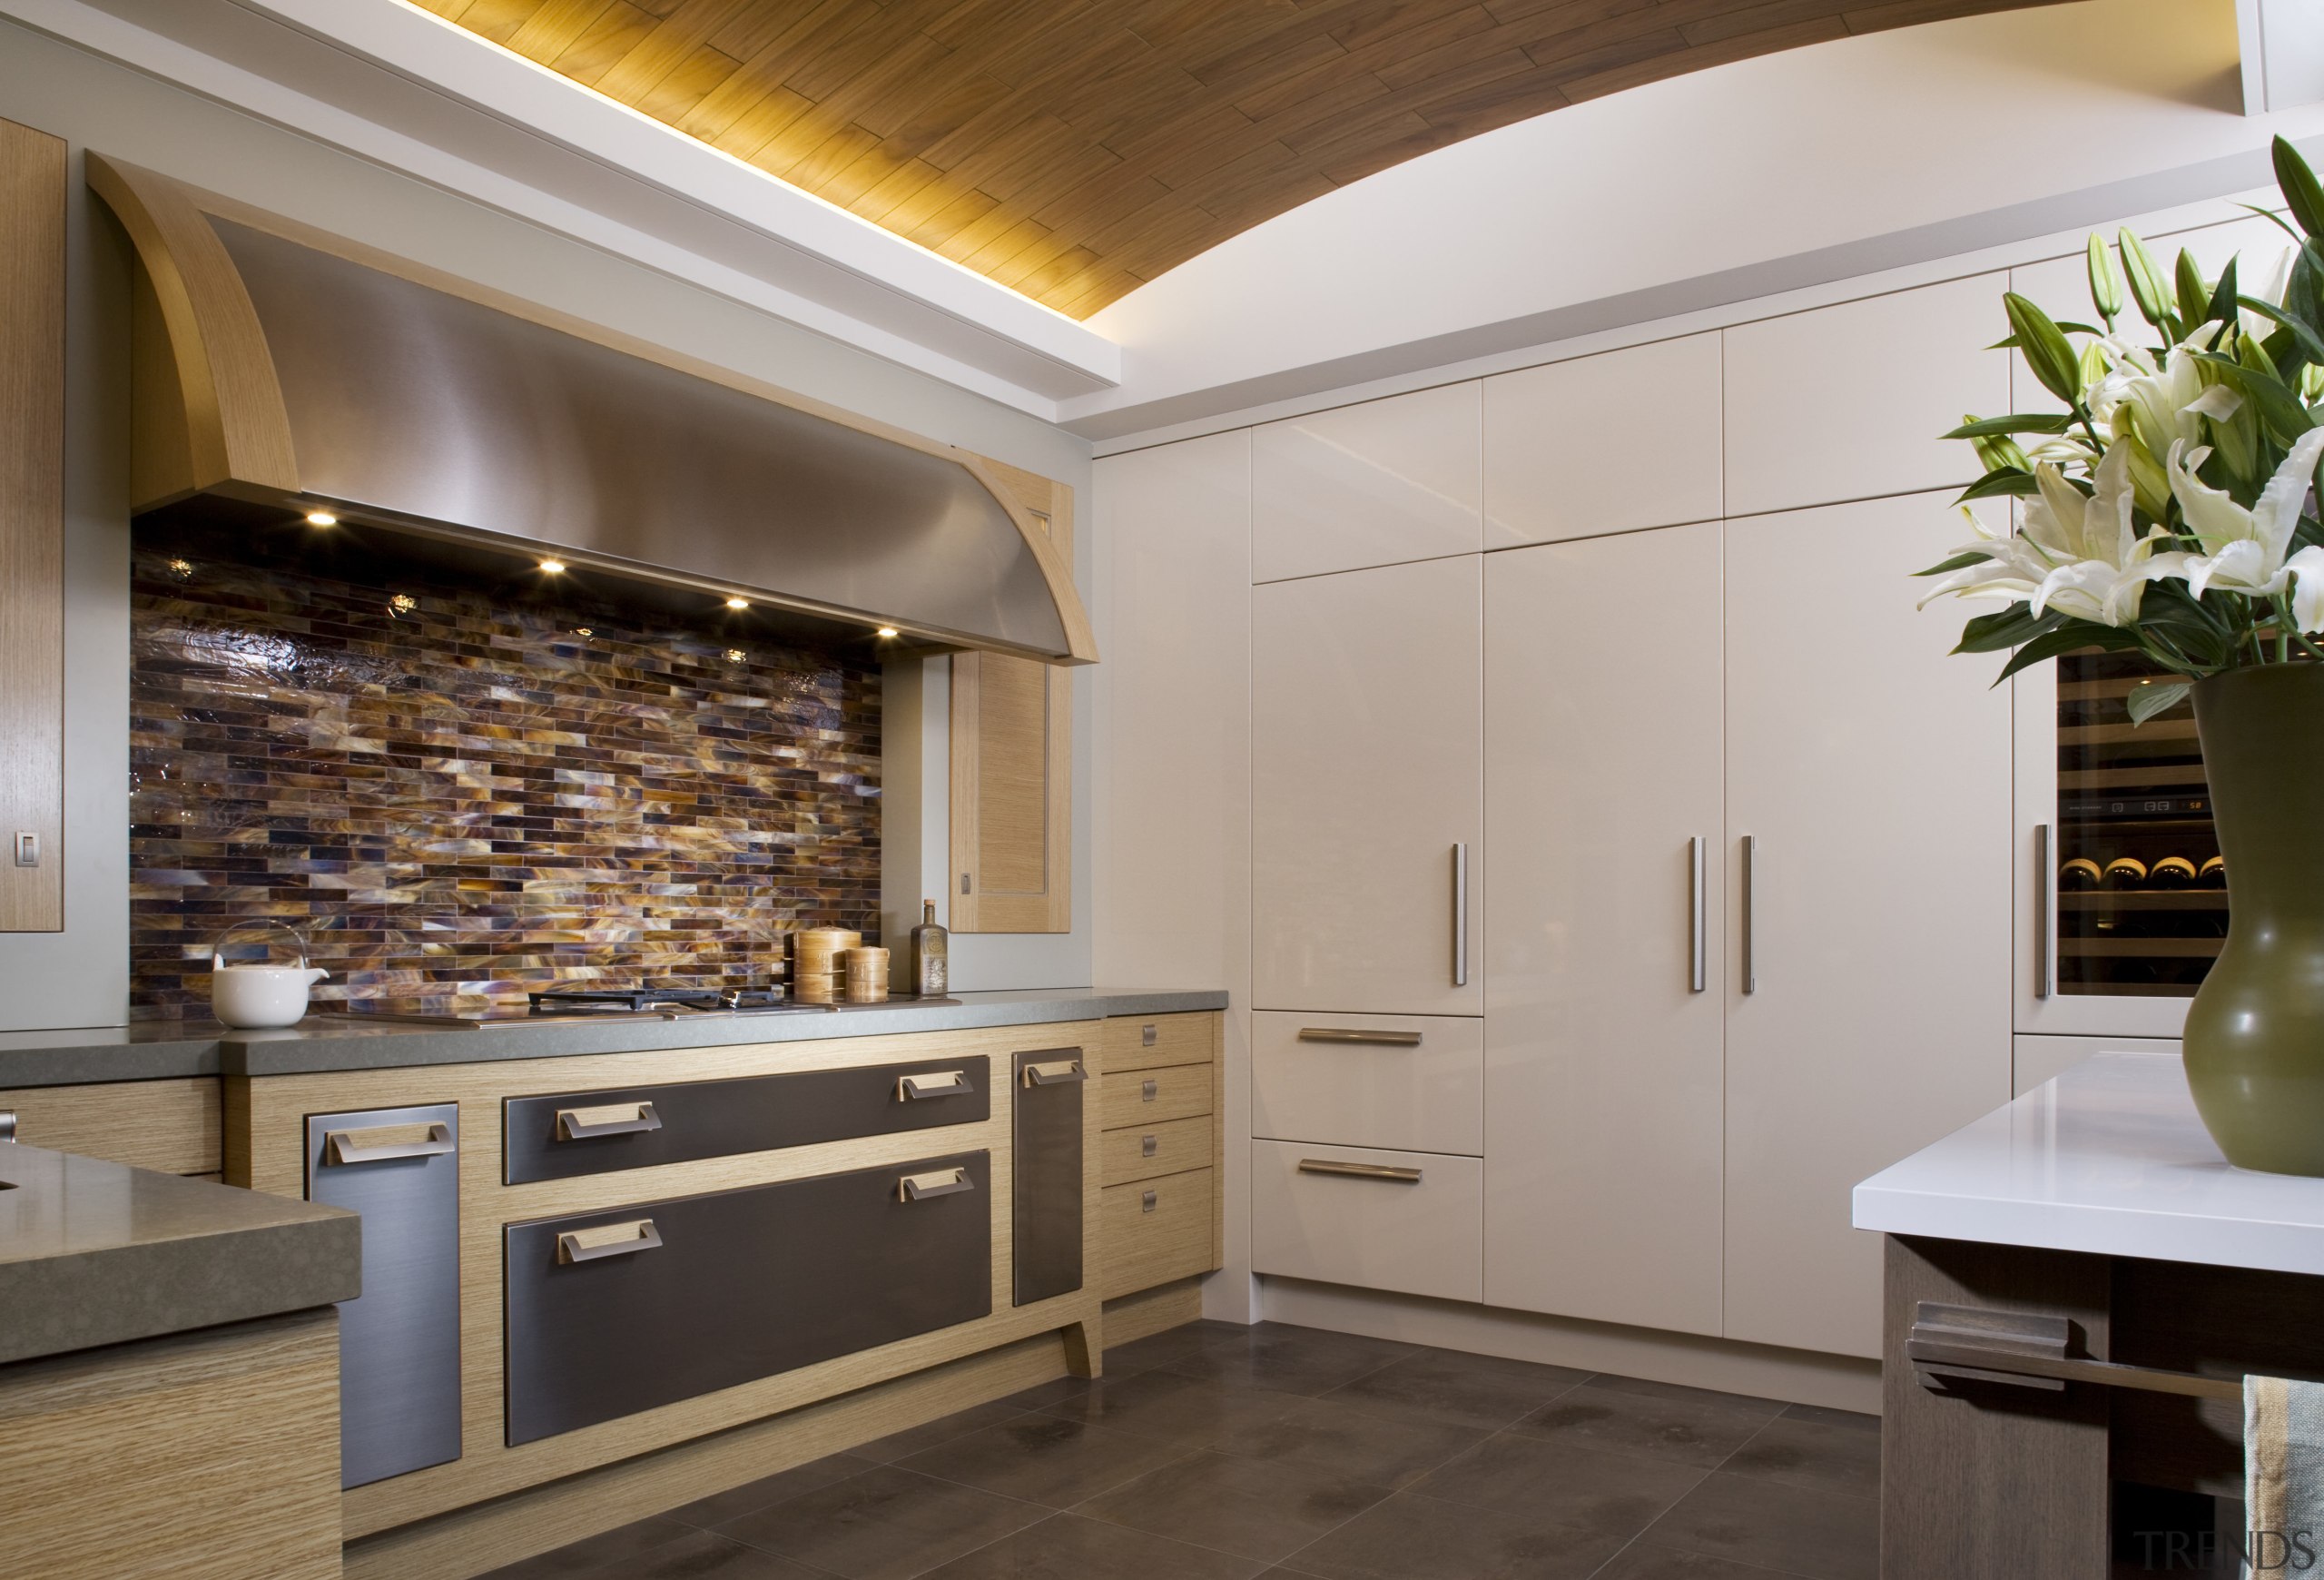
[129,529,880,1017]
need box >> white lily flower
[1916,507,2046,608]
[2241,246,2295,342]
[2090,323,2225,459]
[2163,427,2324,597]
[2288,545,2324,632]
[1921,445,2174,628]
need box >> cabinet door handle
[1298,1159,1423,1184]
[556,1219,661,1264]
[1296,1028,1423,1047]
[1140,1022,1158,1047]
[1740,834,1757,995]
[897,1071,973,1101]
[1141,1134,1159,1158]
[1452,842,1470,987]
[1022,1060,1087,1087]
[1688,835,1707,994]
[898,1167,975,1202]
[555,1101,662,1141]
[0,1110,15,1143]
[324,1121,456,1165]
[2034,822,2055,1000]
[1140,1078,1158,1101]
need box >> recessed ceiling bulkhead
[86,154,1094,665]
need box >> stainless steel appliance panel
[503,1058,990,1184]
[504,1150,990,1445]
[1011,1048,1085,1306]
[306,1102,462,1489]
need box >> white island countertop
[1854,1051,2324,1276]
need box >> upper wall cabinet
[1252,383,1481,584]
[0,119,65,933]
[1722,275,2008,518]
[1483,333,1721,548]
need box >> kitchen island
[1854,1051,2324,1578]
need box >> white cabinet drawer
[1252,1012,1482,1155]
[1250,1139,1482,1302]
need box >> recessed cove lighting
[304,510,337,527]
[725,597,749,610]
[876,627,900,638]
[538,558,566,575]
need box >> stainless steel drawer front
[504,1150,991,1445]
[1012,1047,1084,1308]
[307,1102,462,1491]
[503,1057,990,1183]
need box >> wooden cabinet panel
[1723,494,2013,1358]
[1101,1115,1213,1187]
[1482,525,1726,1337]
[951,459,1072,933]
[1096,1012,1216,1075]
[1253,382,1481,583]
[1253,555,1482,1016]
[0,1079,222,1175]
[1099,1167,1215,1298]
[1251,1011,1482,1156]
[1484,334,1721,548]
[0,118,65,933]
[1099,1062,1212,1131]
[1722,275,2008,517]
[1249,1139,1482,1302]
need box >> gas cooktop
[327,986,957,1029]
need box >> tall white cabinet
[1483,524,1727,1337]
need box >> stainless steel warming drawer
[502,1057,991,1184]
[503,1150,992,1445]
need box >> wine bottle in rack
[2100,857,2149,891]
[2150,855,2198,891]
[2059,857,2103,892]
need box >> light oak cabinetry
[0,1078,222,1175]
[1723,495,2013,1358]
[1252,382,1481,583]
[0,118,65,933]
[1253,554,1482,1017]
[1097,1011,1224,1298]
[1482,523,1727,1338]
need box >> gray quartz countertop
[0,1142,359,1365]
[0,988,1227,1086]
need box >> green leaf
[2277,135,2324,238]
[2240,295,2324,367]
[2127,679,2195,726]
[1941,414,2076,439]
[2190,351,2314,444]
[2119,231,2171,331]
[1955,468,2041,503]
[2086,234,2124,321]
[2176,249,2211,330]
[1954,603,2063,655]
[2004,292,2084,406]
[2207,256,2241,330]
[1915,551,1992,578]
[1995,624,2136,683]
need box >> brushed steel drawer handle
[1141,1023,1158,1047]
[1295,1029,1423,1047]
[1140,1079,1158,1101]
[556,1219,662,1264]
[1023,1060,1087,1088]
[898,1071,973,1101]
[325,1121,455,1165]
[556,1101,662,1141]
[899,1167,975,1202]
[1297,1159,1423,1184]
[0,1110,15,1143]
[1142,1190,1158,1212]
[1141,1134,1158,1158]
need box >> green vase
[2182,662,2324,1175]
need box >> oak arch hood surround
[87,154,1095,665]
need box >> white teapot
[209,922,329,1029]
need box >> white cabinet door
[1723,492,2013,1359]
[1253,382,1482,583]
[1484,333,1721,548]
[1252,1012,1482,1155]
[1722,275,2008,517]
[1482,524,1726,1337]
[1251,1139,1484,1302]
[1253,555,1482,1016]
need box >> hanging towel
[2246,1375,2324,1575]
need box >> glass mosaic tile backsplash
[128,526,881,1018]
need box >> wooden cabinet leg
[1063,1317,1101,1379]
[1882,1235,2112,1579]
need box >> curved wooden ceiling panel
[426,0,2066,318]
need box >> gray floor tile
[1578,1376,1787,1421]
[913,1511,1269,1579]
[1000,1377,1095,1410]
[1719,1417,1879,1500]
[1777,1403,1877,1434]
[480,1518,832,1580]
[1041,1367,1305,1446]
[670,1455,881,1528]
[1208,1394,1489,1489]
[853,1401,1041,1464]
[1158,1324,1416,1397]
[1510,1380,1777,1469]
[1410,1434,1704,1541]
[896,1414,1193,1507]
[715,1464,1047,1580]
[1642,1473,1878,1580]
[1106,1319,1252,1377]
[1076,1448,1395,1565]
[1325,1349,1593,1431]
[479,1516,702,1578]
[1591,1542,1814,1578]
[1279,1489,1631,1580]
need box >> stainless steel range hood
[88,155,1094,664]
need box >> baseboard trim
[1256,1276,1882,1415]
[1103,1278,1205,1346]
